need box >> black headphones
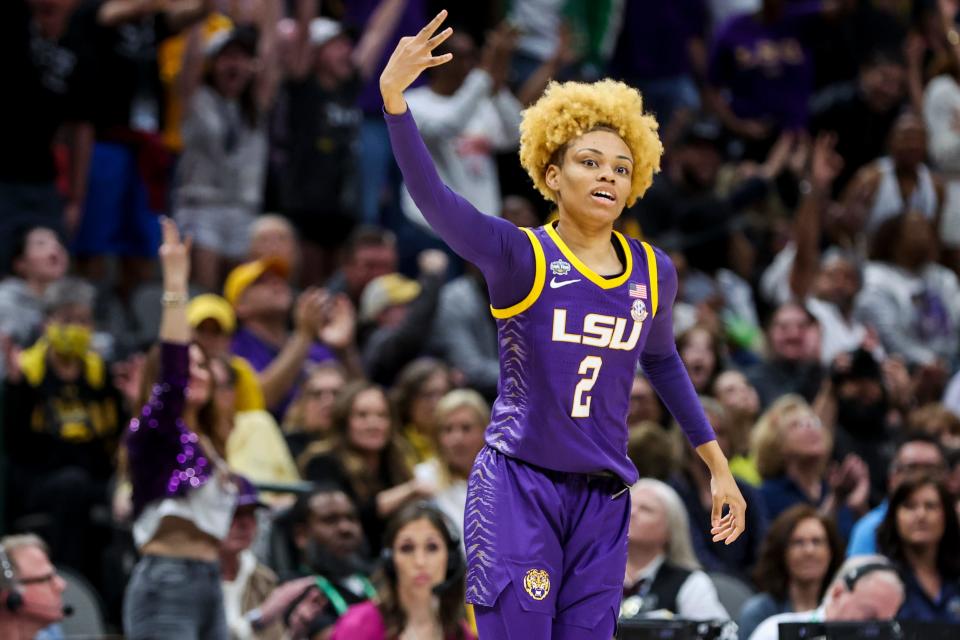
[380,502,465,595]
[842,561,898,592]
[0,544,24,613]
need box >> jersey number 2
[572,356,603,418]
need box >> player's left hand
[710,469,747,545]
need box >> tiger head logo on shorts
[523,568,551,601]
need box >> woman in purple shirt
[379,12,747,639]
[122,219,240,639]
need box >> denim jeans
[123,555,227,640]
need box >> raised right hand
[379,10,454,113]
[159,217,191,290]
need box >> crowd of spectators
[4,0,960,637]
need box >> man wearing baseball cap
[360,249,448,384]
[225,257,359,419]
[221,476,319,640]
[188,293,265,412]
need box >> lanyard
[315,574,377,615]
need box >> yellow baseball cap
[223,257,290,307]
[359,273,421,322]
[187,294,236,333]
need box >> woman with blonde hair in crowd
[907,403,960,453]
[414,389,490,542]
[753,395,870,539]
[621,478,728,621]
[301,381,435,553]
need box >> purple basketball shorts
[464,446,631,638]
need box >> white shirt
[855,260,960,366]
[625,554,729,621]
[401,70,522,232]
[760,244,873,364]
[923,74,960,247]
[924,75,960,175]
[133,468,237,548]
[943,369,960,417]
[221,550,258,640]
[805,297,869,365]
[414,459,467,551]
[867,156,938,232]
[748,606,823,640]
[507,0,564,59]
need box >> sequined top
[126,342,213,519]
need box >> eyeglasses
[18,571,59,586]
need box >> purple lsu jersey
[486,223,660,485]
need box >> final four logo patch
[523,569,551,601]
[550,259,571,276]
[631,299,648,323]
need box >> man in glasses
[0,534,68,639]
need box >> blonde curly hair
[751,395,832,479]
[519,79,663,208]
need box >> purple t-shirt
[230,326,334,418]
[707,2,820,129]
[385,108,715,484]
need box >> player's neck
[553,218,620,274]
[554,217,613,251]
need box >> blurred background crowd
[4,0,960,637]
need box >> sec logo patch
[630,299,648,323]
[523,568,550,601]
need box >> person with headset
[330,501,475,640]
[0,534,69,640]
[747,555,904,640]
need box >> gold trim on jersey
[544,222,632,290]
[640,241,659,318]
[490,227,546,319]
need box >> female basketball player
[380,11,747,639]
